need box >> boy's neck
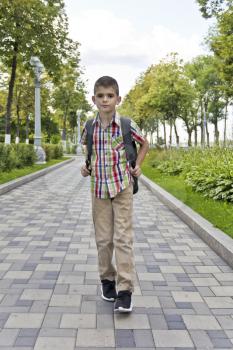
[99,111,115,124]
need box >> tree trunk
[206,123,210,147]
[204,97,209,148]
[26,114,29,143]
[16,107,20,140]
[150,130,153,145]
[200,100,204,146]
[162,121,167,149]
[5,41,18,143]
[187,129,192,147]
[169,119,172,148]
[62,114,67,141]
[194,112,198,146]
[214,121,219,146]
[16,90,21,142]
[156,119,159,143]
[173,120,179,147]
[223,101,228,147]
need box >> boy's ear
[117,96,121,105]
[92,96,96,104]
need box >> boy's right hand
[81,164,91,177]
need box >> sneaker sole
[101,285,116,302]
[114,302,133,313]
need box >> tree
[0,0,80,143]
[209,5,233,94]
[196,0,231,18]
[52,58,91,147]
[143,54,197,147]
[185,55,228,147]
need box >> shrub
[12,144,37,168]
[147,146,233,203]
[42,143,63,161]
[0,144,17,171]
[53,144,63,159]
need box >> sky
[64,0,232,143]
[64,0,215,99]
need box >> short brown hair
[94,76,119,96]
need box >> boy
[81,76,149,313]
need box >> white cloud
[66,8,232,143]
[69,9,207,100]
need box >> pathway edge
[0,157,75,196]
[140,174,233,268]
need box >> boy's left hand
[130,164,141,177]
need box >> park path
[0,157,233,349]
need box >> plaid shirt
[81,113,145,199]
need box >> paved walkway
[0,157,233,350]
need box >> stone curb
[140,174,233,268]
[0,157,75,196]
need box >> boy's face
[92,86,121,115]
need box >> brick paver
[0,157,233,349]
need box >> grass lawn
[142,163,233,238]
[0,157,71,185]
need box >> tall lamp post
[30,56,46,164]
[76,109,82,154]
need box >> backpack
[85,116,138,194]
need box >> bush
[0,144,17,171]
[51,134,61,144]
[0,142,64,172]
[147,146,233,203]
[12,144,37,168]
[42,143,63,161]
[53,144,63,159]
[43,144,53,161]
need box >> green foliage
[209,5,233,92]
[12,143,37,167]
[0,144,17,171]
[50,134,61,144]
[0,143,63,171]
[0,0,79,78]
[142,160,233,237]
[196,0,230,18]
[0,0,82,138]
[42,143,63,161]
[0,143,36,171]
[148,147,233,202]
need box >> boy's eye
[96,93,114,98]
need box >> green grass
[0,157,71,185]
[142,162,233,238]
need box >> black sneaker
[114,290,133,313]
[101,279,117,302]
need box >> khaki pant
[92,183,135,293]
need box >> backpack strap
[120,116,137,165]
[120,116,138,194]
[85,118,95,164]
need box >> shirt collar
[93,112,121,127]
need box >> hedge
[0,143,63,172]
